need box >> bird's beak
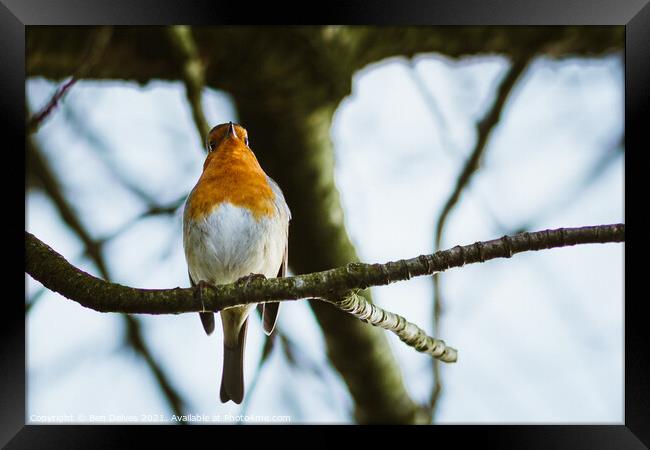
[227,122,238,139]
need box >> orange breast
[187,141,276,220]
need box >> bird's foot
[235,273,266,289]
[195,280,214,312]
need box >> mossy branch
[165,25,210,140]
[26,224,623,361]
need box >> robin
[183,122,290,404]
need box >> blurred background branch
[26,133,187,421]
[26,27,622,85]
[27,26,113,133]
[429,50,533,414]
[165,25,210,140]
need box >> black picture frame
[6,0,646,447]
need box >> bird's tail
[220,318,248,404]
[199,312,215,335]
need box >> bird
[182,122,290,404]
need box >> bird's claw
[236,273,266,289]
[195,280,214,312]
[197,280,211,289]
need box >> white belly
[183,202,286,285]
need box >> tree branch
[26,224,623,361]
[27,223,623,312]
[165,25,210,140]
[334,292,457,362]
[26,27,622,111]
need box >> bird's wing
[263,175,290,336]
[267,175,292,221]
[189,270,216,335]
[262,242,286,335]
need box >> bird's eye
[244,137,249,146]
[207,140,216,151]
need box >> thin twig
[27,136,186,419]
[122,315,186,417]
[27,137,108,274]
[406,60,458,160]
[238,326,334,420]
[58,103,186,251]
[433,55,532,252]
[332,292,457,362]
[507,140,624,235]
[28,26,113,133]
[430,53,533,411]
[99,195,186,245]
[25,286,47,314]
[62,105,160,206]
